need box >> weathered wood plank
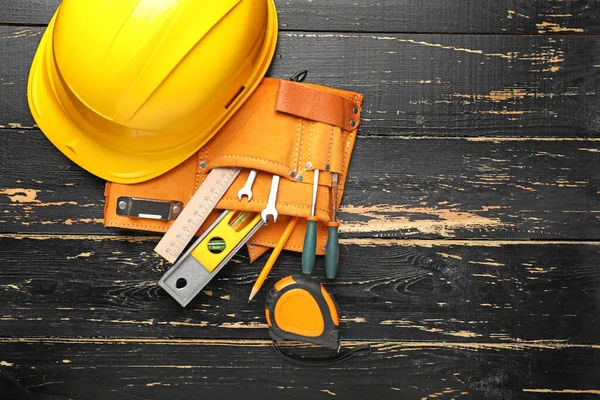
[1,0,599,35]
[1,237,598,343]
[2,27,600,137]
[2,131,599,239]
[3,2,598,399]
[0,339,598,399]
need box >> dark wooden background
[1,1,599,399]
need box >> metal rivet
[200,161,207,169]
[296,175,303,182]
[306,162,312,169]
[350,120,356,128]
[118,201,127,210]
[353,107,359,115]
[172,205,182,214]
[290,171,296,179]
[325,164,330,172]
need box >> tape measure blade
[154,167,241,263]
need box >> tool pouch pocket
[104,78,363,261]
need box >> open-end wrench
[261,175,280,223]
[237,169,258,201]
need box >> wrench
[261,175,280,223]
[237,169,258,201]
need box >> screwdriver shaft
[310,169,319,215]
[325,173,340,279]
[302,169,320,274]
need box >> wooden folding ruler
[154,167,241,263]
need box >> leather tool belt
[104,77,364,263]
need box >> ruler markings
[154,167,241,263]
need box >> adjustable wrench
[261,175,280,223]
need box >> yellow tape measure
[154,167,241,263]
[265,275,372,364]
[265,275,340,349]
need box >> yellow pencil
[248,216,300,302]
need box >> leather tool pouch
[104,78,363,263]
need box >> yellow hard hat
[28,0,278,183]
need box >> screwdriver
[302,169,319,274]
[325,173,340,279]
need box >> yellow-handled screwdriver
[325,173,340,279]
[302,169,319,274]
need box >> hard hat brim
[28,1,279,184]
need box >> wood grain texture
[2,131,599,239]
[3,27,600,137]
[1,1,599,399]
[1,0,599,34]
[0,237,598,343]
[0,339,598,400]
